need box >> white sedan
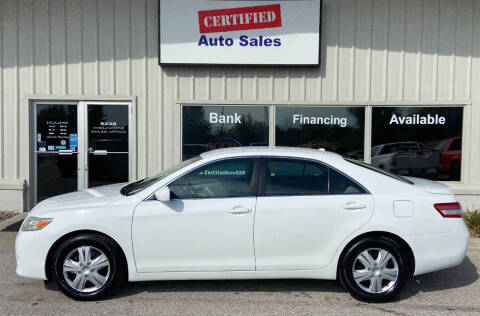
[16,147,469,302]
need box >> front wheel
[338,236,409,302]
[50,234,126,300]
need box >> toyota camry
[16,147,469,302]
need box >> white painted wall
[0,0,479,210]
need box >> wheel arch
[337,231,415,277]
[45,230,128,281]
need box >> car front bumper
[15,229,53,280]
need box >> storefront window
[275,106,365,160]
[372,107,463,181]
[182,105,269,160]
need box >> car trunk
[404,176,454,195]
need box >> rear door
[254,158,374,270]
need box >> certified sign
[159,0,322,65]
[198,4,282,34]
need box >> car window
[379,145,392,155]
[450,138,461,151]
[329,169,366,194]
[434,140,449,152]
[121,156,202,196]
[169,158,255,199]
[371,146,382,156]
[264,159,328,196]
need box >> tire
[50,233,126,301]
[338,236,409,303]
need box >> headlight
[21,217,53,231]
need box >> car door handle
[228,207,252,214]
[342,202,367,210]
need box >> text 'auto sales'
[197,4,283,47]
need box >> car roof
[199,146,344,163]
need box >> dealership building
[0,0,479,211]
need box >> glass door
[86,103,130,188]
[34,103,79,203]
[32,101,132,205]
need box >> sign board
[159,0,322,66]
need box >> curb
[0,213,27,231]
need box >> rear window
[345,158,414,185]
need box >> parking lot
[1,218,479,316]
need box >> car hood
[404,177,454,195]
[30,183,128,215]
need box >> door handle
[342,202,367,210]
[92,150,108,156]
[228,207,252,214]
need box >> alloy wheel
[62,246,111,293]
[352,248,399,294]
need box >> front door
[132,158,258,272]
[32,101,131,204]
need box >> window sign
[159,0,322,65]
[275,106,365,160]
[88,105,129,153]
[182,106,269,160]
[36,104,77,151]
[372,107,463,181]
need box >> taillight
[434,202,462,218]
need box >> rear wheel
[50,233,126,301]
[339,236,409,302]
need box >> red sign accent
[198,4,282,34]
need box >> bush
[463,209,480,238]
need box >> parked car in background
[371,142,440,177]
[16,147,469,302]
[434,137,462,180]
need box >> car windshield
[345,158,414,185]
[120,156,202,196]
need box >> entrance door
[32,101,132,205]
[34,103,79,203]
[86,103,130,188]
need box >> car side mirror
[154,186,171,202]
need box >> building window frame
[178,101,470,185]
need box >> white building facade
[0,0,480,211]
